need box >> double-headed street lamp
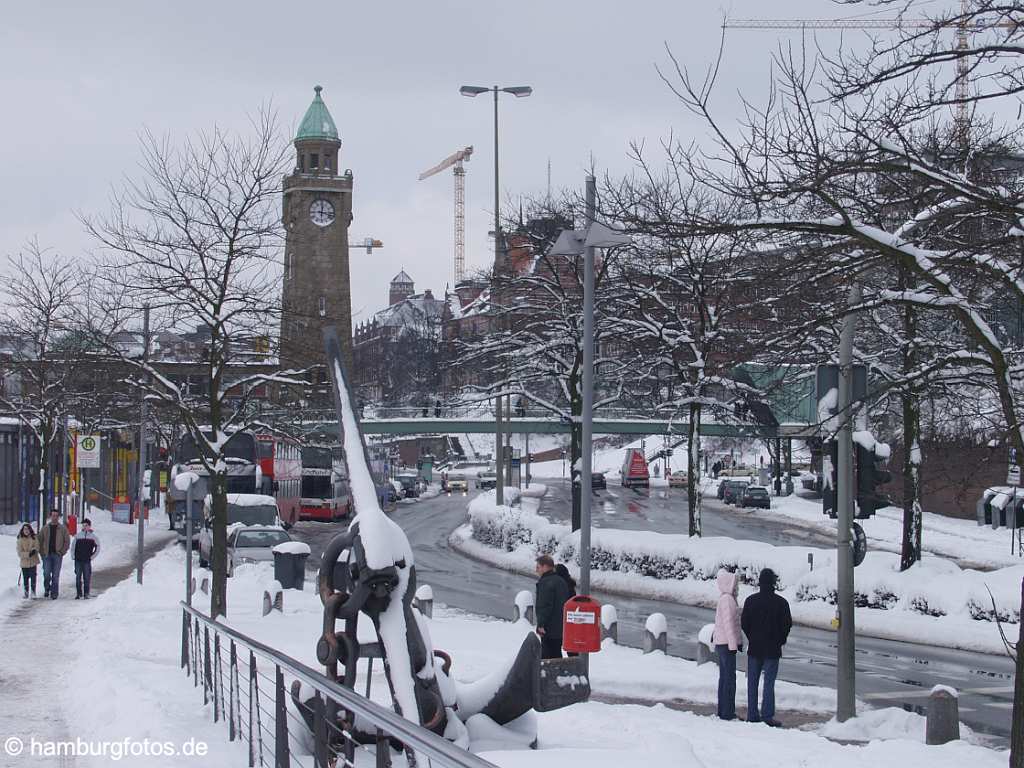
[460,84,532,507]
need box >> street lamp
[549,181,631,597]
[460,83,532,506]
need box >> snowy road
[290,489,1014,745]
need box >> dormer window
[310,153,319,170]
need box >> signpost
[76,435,101,469]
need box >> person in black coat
[535,554,571,659]
[741,568,792,726]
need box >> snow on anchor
[296,328,589,761]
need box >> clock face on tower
[309,198,335,227]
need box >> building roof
[374,292,445,329]
[391,270,414,285]
[296,85,339,142]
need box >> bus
[300,445,352,521]
[175,429,262,494]
[256,434,302,527]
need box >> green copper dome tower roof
[296,85,339,142]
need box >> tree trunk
[900,392,922,571]
[687,402,702,537]
[899,272,923,572]
[570,418,582,532]
[210,472,228,619]
[1012,576,1024,767]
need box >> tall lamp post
[459,83,532,506]
[548,177,630,595]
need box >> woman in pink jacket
[713,568,743,719]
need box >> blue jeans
[716,645,737,719]
[747,655,780,722]
[42,554,63,598]
[75,560,93,597]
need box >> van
[621,448,650,488]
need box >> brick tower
[280,85,354,385]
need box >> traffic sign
[77,435,101,469]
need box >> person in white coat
[713,568,743,720]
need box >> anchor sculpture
[292,329,589,763]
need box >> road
[291,488,1014,745]
[541,478,837,547]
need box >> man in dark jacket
[72,518,101,599]
[535,554,571,659]
[38,510,70,600]
[741,568,792,726]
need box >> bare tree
[82,110,304,619]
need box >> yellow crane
[419,146,474,284]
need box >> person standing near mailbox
[713,568,743,720]
[535,554,571,659]
[741,568,792,726]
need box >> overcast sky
[0,0,961,325]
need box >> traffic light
[822,441,838,519]
[855,443,892,518]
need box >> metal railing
[180,603,495,768]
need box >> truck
[621,448,650,489]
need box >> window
[324,156,331,172]
[310,153,319,170]
[318,296,326,317]
[299,155,305,172]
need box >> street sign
[112,501,131,523]
[852,522,867,567]
[76,435,101,469]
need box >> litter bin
[272,541,311,590]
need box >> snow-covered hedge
[467,497,1022,625]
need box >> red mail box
[562,595,602,653]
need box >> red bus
[300,445,351,521]
[256,434,302,527]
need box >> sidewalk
[0,531,173,766]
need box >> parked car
[395,472,421,498]
[226,525,292,576]
[621,448,650,488]
[198,493,283,568]
[721,480,750,505]
[592,472,607,490]
[476,469,498,490]
[740,485,772,509]
[447,473,469,493]
[668,471,688,488]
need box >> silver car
[226,526,292,576]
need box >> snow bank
[464,498,1022,652]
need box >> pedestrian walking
[72,518,100,599]
[434,399,442,418]
[712,568,743,720]
[38,510,70,600]
[741,568,792,726]
[535,554,571,660]
[16,524,39,599]
[554,562,579,657]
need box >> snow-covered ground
[0,506,175,618]
[453,492,1020,655]
[45,540,1006,767]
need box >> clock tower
[280,85,353,381]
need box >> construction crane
[419,146,474,284]
[723,2,1017,149]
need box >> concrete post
[643,613,668,654]
[513,589,535,625]
[414,584,434,619]
[697,623,717,665]
[926,686,961,745]
[600,604,618,643]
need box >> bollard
[190,576,197,596]
[274,590,284,612]
[926,685,960,745]
[643,613,668,654]
[697,623,717,665]
[600,604,618,643]
[414,584,434,619]
[513,590,535,625]
[200,577,209,595]
[262,591,273,617]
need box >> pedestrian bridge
[290,407,816,439]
